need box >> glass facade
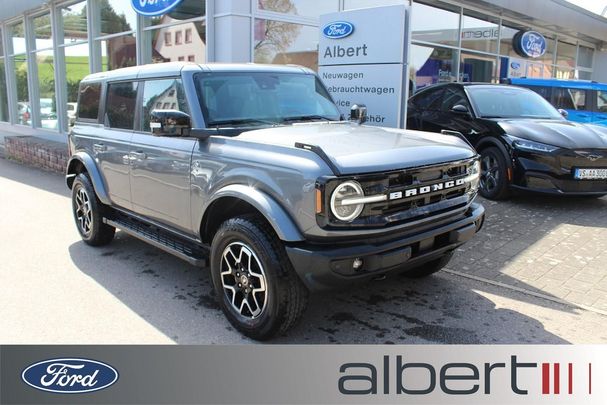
[0,0,598,136]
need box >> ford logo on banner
[22,358,119,394]
[510,62,521,69]
[131,0,184,17]
[513,30,547,58]
[322,21,354,39]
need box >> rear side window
[412,88,444,111]
[553,87,588,110]
[141,78,189,132]
[77,82,101,120]
[106,81,138,130]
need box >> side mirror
[558,109,569,118]
[451,104,470,115]
[150,109,191,136]
[350,104,367,125]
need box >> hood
[236,122,475,175]
[497,119,607,149]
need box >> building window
[8,21,30,126]
[411,44,457,90]
[188,55,195,62]
[60,0,90,130]
[164,32,172,46]
[145,18,206,65]
[0,29,9,122]
[461,10,499,55]
[254,20,318,71]
[258,0,338,17]
[411,2,460,48]
[32,12,57,131]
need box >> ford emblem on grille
[22,358,119,394]
[322,21,354,39]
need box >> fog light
[353,258,363,270]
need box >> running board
[104,216,208,267]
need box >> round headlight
[330,181,364,222]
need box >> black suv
[407,83,607,199]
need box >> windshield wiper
[208,118,279,127]
[282,115,337,123]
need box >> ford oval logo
[131,0,183,17]
[510,62,521,69]
[22,358,118,394]
[322,21,354,39]
[514,30,547,59]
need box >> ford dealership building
[0,0,607,154]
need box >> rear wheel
[71,173,115,246]
[210,216,308,340]
[402,252,454,278]
[479,147,511,200]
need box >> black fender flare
[65,152,111,205]
[475,137,514,182]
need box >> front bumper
[511,150,607,195]
[285,202,485,291]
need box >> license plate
[574,168,607,180]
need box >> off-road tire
[71,173,115,246]
[210,216,308,340]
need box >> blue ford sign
[514,30,547,59]
[131,0,184,17]
[322,21,354,39]
[22,358,119,394]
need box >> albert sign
[318,5,410,128]
[131,0,183,16]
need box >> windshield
[195,72,341,126]
[467,86,563,120]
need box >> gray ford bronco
[66,62,485,340]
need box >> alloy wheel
[220,242,268,319]
[74,187,93,237]
[480,154,500,194]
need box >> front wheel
[210,216,308,340]
[479,147,511,200]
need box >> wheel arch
[65,152,111,205]
[200,185,304,244]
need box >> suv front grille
[319,158,477,229]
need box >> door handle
[130,151,147,160]
[93,143,107,152]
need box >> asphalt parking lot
[1,156,606,344]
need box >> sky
[565,0,607,16]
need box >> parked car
[504,78,607,126]
[66,63,485,340]
[407,83,607,200]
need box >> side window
[596,91,607,113]
[141,79,190,133]
[569,89,588,110]
[105,82,138,130]
[77,82,101,121]
[552,87,576,110]
[441,87,470,112]
[413,88,444,111]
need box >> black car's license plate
[574,168,607,180]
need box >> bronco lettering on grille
[388,178,466,201]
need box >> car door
[129,78,197,233]
[407,86,445,132]
[553,87,592,123]
[96,81,138,210]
